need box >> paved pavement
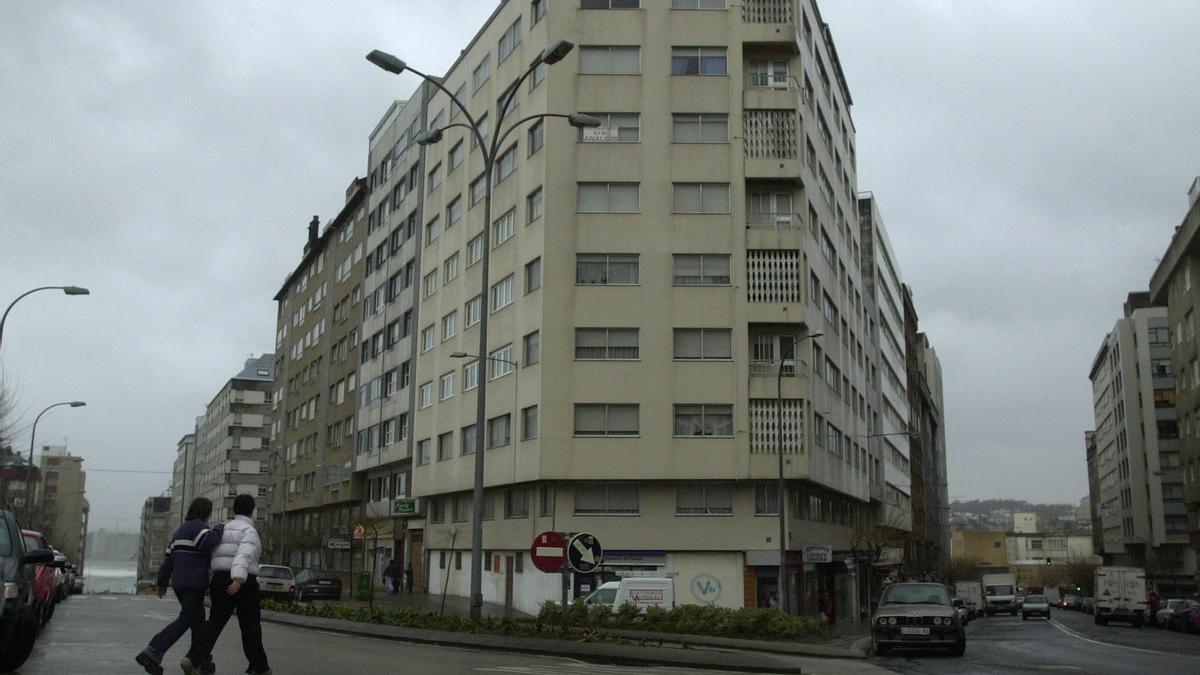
[872,607,1200,674]
[24,594,890,674]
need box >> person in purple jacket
[134,497,224,675]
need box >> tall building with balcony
[170,428,199,522]
[1148,176,1200,583]
[137,495,173,584]
[1087,292,1195,594]
[194,356,275,523]
[33,444,88,566]
[269,180,367,576]
[903,283,947,578]
[407,0,887,619]
[353,93,429,589]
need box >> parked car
[257,565,296,602]
[964,600,978,620]
[1021,594,1051,620]
[19,531,57,627]
[294,570,343,602]
[1155,598,1187,627]
[584,578,676,613]
[951,597,971,625]
[0,511,54,672]
[68,565,83,595]
[1166,600,1200,632]
[51,551,70,602]
[871,582,965,657]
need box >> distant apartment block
[136,495,173,583]
[34,445,88,567]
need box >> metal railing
[750,359,796,376]
[747,212,804,230]
[742,0,793,24]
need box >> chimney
[304,215,319,253]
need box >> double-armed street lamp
[775,332,822,614]
[25,400,86,525]
[367,38,599,620]
[0,286,90,352]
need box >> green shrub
[587,603,613,626]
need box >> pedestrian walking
[134,498,224,675]
[383,558,402,594]
[181,494,270,675]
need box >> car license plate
[900,627,930,635]
[319,580,332,585]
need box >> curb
[260,610,806,673]
[603,627,871,660]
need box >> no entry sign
[530,531,568,573]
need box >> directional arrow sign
[530,531,567,574]
[567,532,603,574]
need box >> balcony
[744,110,801,181]
[741,0,798,50]
[747,211,804,230]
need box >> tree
[1059,555,1098,597]
[0,374,20,450]
[945,556,984,586]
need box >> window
[425,216,440,244]
[496,144,518,182]
[539,484,555,516]
[578,182,639,213]
[417,438,431,465]
[748,59,790,88]
[673,183,730,213]
[578,113,640,142]
[448,141,464,172]
[437,431,454,460]
[576,328,639,359]
[472,55,490,92]
[673,328,732,360]
[754,483,779,515]
[673,404,733,437]
[465,295,482,327]
[672,0,727,8]
[493,208,516,247]
[488,414,511,448]
[467,233,484,266]
[527,121,544,155]
[463,361,479,391]
[578,46,640,75]
[418,382,433,409]
[582,0,639,7]
[461,423,479,454]
[422,271,437,299]
[481,492,496,520]
[453,494,470,522]
[504,488,529,518]
[443,253,459,284]
[532,0,546,23]
[522,405,539,440]
[577,253,639,284]
[420,325,435,352]
[447,196,463,226]
[523,330,540,365]
[489,344,514,379]
[490,275,514,312]
[672,113,728,143]
[427,163,442,192]
[470,174,487,206]
[673,254,731,285]
[525,257,542,293]
[526,187,544,223]
[529,61,546,90]
[574,483,639,515]
[677,484,733,515]
[498,18,521,63]
[671,47,727,75]
[575,404,639,436]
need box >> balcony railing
[750,359,796,377]
[747,212,804,230]
[746,73,801,91]
[744,110,798,160]
[742,0,793,24]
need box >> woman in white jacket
[181,494,271,675]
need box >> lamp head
[415,128,444,146]
[568,113,603,129]
[450,351,470,358]
[62,286,89,296]
[807,332,824,339]
[69,401,86,407]
[541,39,574,65]
[366,50,407,75]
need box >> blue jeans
[146,589,206,660]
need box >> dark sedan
[872,582,966,657]
[1166,600,1200,633]
[294,570,343,602]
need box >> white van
[1094,566,1147,627]
[584,578,675,612]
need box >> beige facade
[34,445,87,565]
[405,0,894,619]
[170,430,198,522]
[137,495,173,584]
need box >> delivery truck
[1093,566,1147,627]
[982,573,1018,616]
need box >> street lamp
[776,332,821,614]
[26,401,86,525]
[0,286,90,352]
[368,39,597,621]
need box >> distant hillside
[951,499,1076,516]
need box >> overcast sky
[2,1,1198,535]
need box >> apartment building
[136,495,173,584]
[1087,293,1195,594]
[859,194,912,529]
[269,181,367,575]
[404,0,887,619]
[170,429,198,522]
[34,445,88,565]
[353,93,429,588]
[0,445,37,513]
[193,355,275,522]
[1148,176,1200,581]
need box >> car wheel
[872,638,889,657]
[949,640,966,657]
[0,607,39,672]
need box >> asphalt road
[21,594,886,675]
[873,606,1200,674]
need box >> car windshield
[259,567,292,579]
[985,584,1014,596]
[1025,595,1046,603]
[880,584,951,606]
[586,588,617,605]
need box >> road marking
[1049,619,1198,658]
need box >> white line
[1049,619,1198,658]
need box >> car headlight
[887,617,897,625]
[877,616,889,625]
[3,583,17,600]
[935,617,945,625]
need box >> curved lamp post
[0,286,90,352]
[368,38,598,621]
[775,332,821,614]
[26,400,86,526]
